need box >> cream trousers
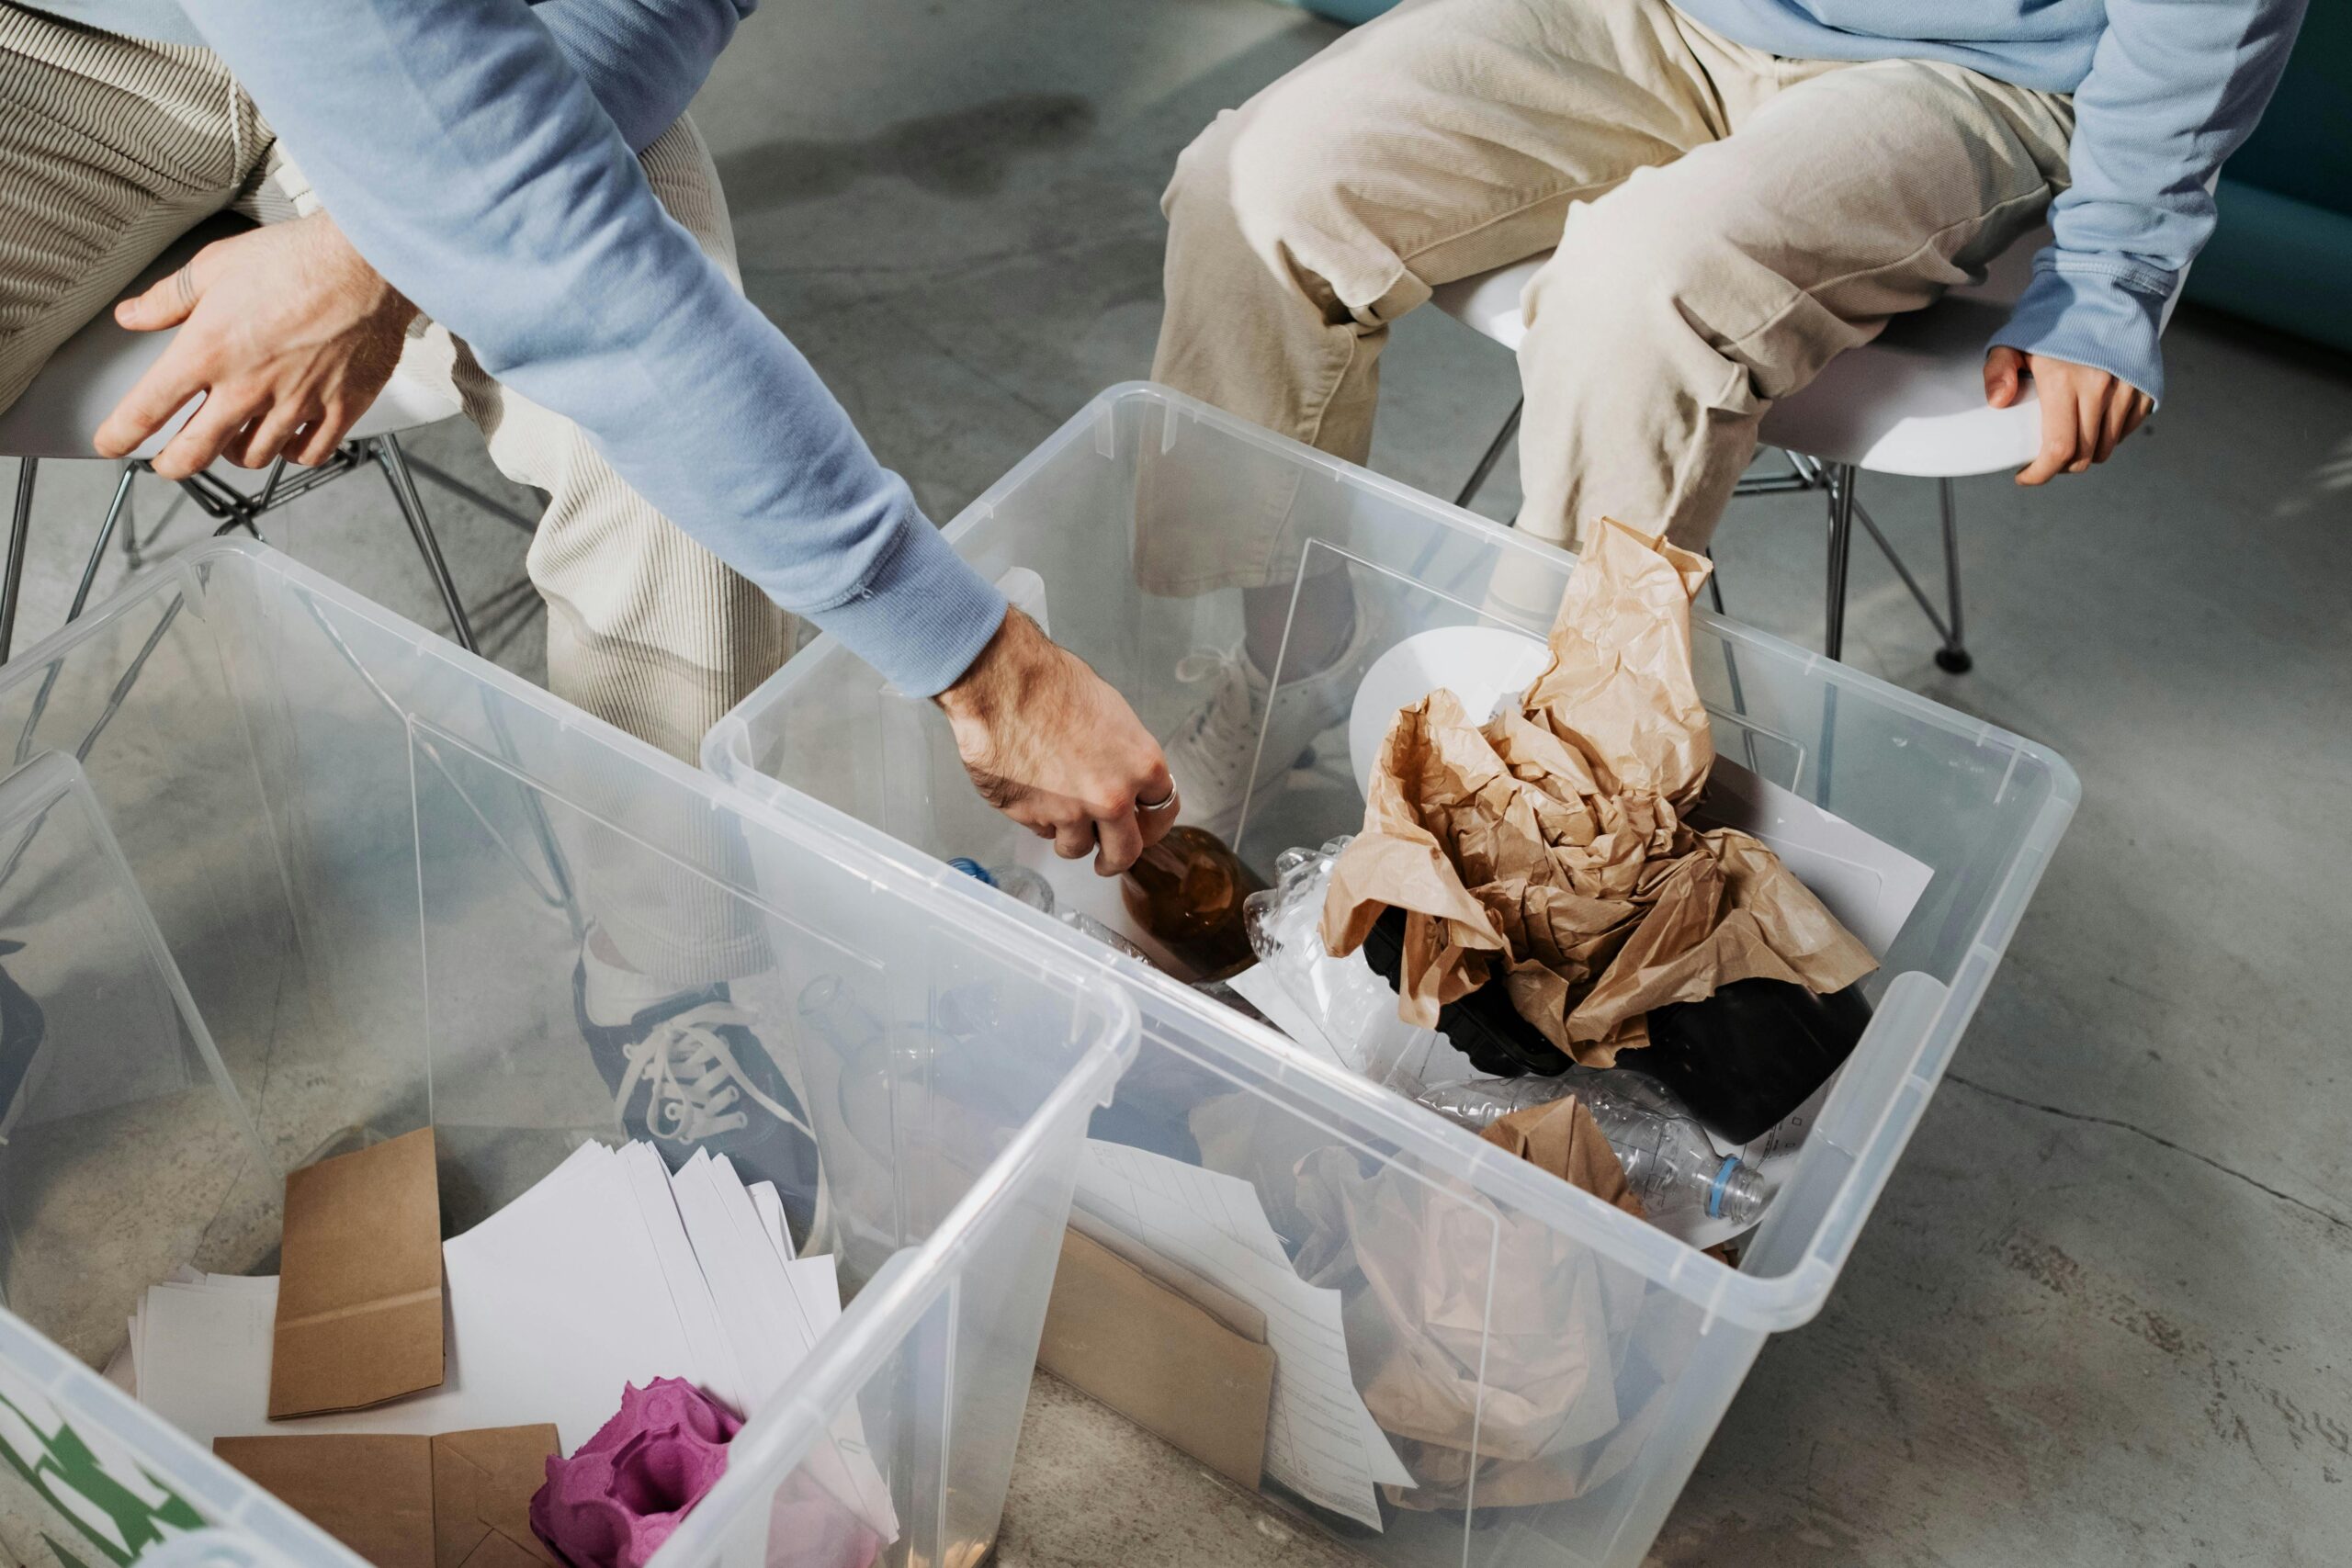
[1148,0,2074,586]
[0,6,791,767]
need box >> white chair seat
[0,214,460,463]
[1429,226,2051,478]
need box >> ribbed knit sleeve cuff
[804,512,1008,698]
[1988,257,2170,404]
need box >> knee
[1162,101,1381,310]
[1163,107,1322,247]
[1521,176,1754,349]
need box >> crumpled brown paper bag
[1321,516,1876,1065]
[1291,1094,1684,1512]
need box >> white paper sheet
[133,1280,281,1445]
[672,1152,898,1542]
[1694,759,1934,961]
[440,1143,705,1450]
[1074,1139,1410,1529]
[748,1179,795,1263]
[620,1141,748,1413]
[1223,964,1354,1072]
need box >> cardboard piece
[433,1427,566,1568]
[270,1128,445,1419]
[1321,518,1877,1066]
[215,1433,435,1568]
[1068,1213,1267,1344]
[214,1426,559,1568]
[1037,1228,1274,1492]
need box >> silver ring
[1137,790,1179,814]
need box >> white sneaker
[1161,596,1382,840]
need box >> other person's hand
[938,610,1177,875]
[1984,345,2154,487]
[96,212,417,479]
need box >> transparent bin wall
[0,752,361,1568]
[707,385,2076,1568]
[0,540,1136,1568]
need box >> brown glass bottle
[1120,826,1268,980]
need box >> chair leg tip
[1935,647,1973,674]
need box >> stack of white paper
[129,1141,897,1544]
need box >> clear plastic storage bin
[705,383,2078,1568]
[0,540,1137,1568]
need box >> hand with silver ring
[939,609,1178,875]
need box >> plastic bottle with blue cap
[1413,1074,1768,1226]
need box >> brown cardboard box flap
[216,1426,560,1568]
[433,1426,564,1568]
[1039,1228,1273,1491]
[214,1433,435,1568]
[270,1127,446,1418]
[1068,1213,1267,1344]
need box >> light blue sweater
[28,0,1007,697]
[1672,0,2309,401]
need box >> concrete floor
[5,1,2346,1564]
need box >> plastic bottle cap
[1707,1154,1742,1219]
[948,857,996,887]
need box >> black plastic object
[1359,908,1567,1077]
[1360,908,1873,1142]
[1644,976,1874,1145]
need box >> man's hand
[96,212,417,479]
[1984,346,2154,487]
[938,610,1177,875]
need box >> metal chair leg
[1454,398,1523,510]
[1824,462,1856,662]
[1933,477,1972,674]
[2,459,37,664]
[69,464,139,622]
[371,433,479,654]
[120,462,146,567]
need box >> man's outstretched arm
[133,0,1173,867]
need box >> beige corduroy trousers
[1148,0,2074,592]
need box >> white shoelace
[1167,643,1265,794]
[616,1001,816,1148]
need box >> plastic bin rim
[8,536,1144,1066]
[0,1313,368,1566]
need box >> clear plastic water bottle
[1415,1075,1768,1226]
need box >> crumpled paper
[1321,517,1876,1066]
[531,1379,740,1568]
[1292,1093,1683,1511]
